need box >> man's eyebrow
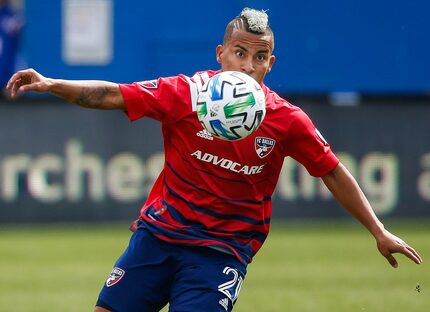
[234,44,269,54]
[257,48,270,54]
[234,44,248,51]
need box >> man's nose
[241,58,255,74]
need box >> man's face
[216,28,275,84]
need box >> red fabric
[118,70,339,264]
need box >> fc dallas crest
[105,267,125,287]
[138,79,158,89]
[255,137,275,158]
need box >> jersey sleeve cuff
[307,150,340,177]
[119,83,147,121]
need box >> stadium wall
[0,98,429,223]
[22,0,430,94]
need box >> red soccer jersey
[119,70,339,264]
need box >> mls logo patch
[106,267,125,287]
[138,79,158,89]
[255,137,275,158]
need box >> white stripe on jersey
[185,72,211,112]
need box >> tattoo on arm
[75,86,117,109]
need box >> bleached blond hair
[239,8,269,33]
[223,7,274,48]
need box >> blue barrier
[22,0,430,93]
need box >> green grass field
[0,220,428,311]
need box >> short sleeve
[119,75,191,123]
[285,109,339,177]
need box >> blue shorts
[96,224,247,312]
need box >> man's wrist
[370,222,386,240]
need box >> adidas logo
[196,129,214,140]
[219,298,229,311]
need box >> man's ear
[267,55,276,72]
[216,45,223,64]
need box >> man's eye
[236,51,244,57]
[257,55,266,61]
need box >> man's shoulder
[194,69,219,77]
[263,85,301,113]
[177,70,219,97]
[179,69,217,78]
[179,69,218,83]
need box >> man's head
[216,8,275,84]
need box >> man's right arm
[7,68,125,110]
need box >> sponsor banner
[0,99,429,223]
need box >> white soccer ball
[196,71,266,141]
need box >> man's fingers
[7,74,28,97]
[395,240,423,265]
[9,79,44,97]
[404,245,423,264]
[385,254,398,268]
[8,78,21,97]
[6,69,46,98]
[7,70,23,85]
[18,84,33,93]
[6,74,20,92]
[12,79,27,98]
[377,230,423,268]
[6,75,15,90]
[383,243,423,268]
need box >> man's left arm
[322,162,423,268]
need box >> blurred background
[0,0,429,223]
[1,1,429,311]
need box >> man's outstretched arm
[7,68,125,110]
[322,162,423,268]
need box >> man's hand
[322,163,423,268]
[376,229,423,268]
[6,68,124,109]
[6,68,51,98]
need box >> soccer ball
[196,71,266,141]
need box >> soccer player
[7,7,422,312]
